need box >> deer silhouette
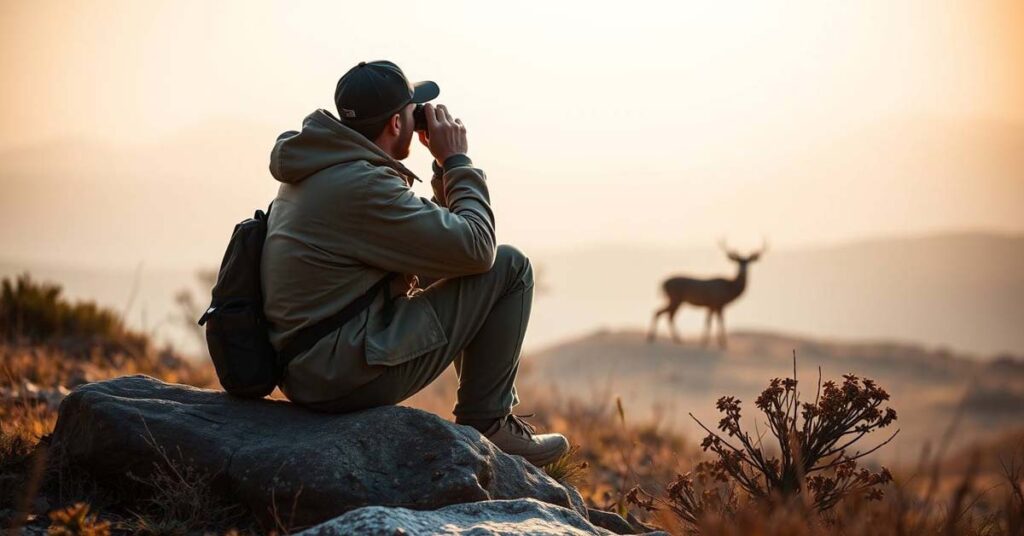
[647,239,766,348]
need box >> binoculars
[413,104,428,132]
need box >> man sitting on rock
[260,60,569,467]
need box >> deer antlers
[751,237,768,260]
[719,237,769,261]
[718,239,740,261]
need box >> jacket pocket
[364,295,448,366]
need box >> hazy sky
[1,0,1022,268]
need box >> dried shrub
[631,355,899,528]
[0,274,146,353]
[628,469,739,527]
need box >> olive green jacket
[260,109,496,405]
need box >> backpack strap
[276,273,397,367]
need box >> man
[260,60,569,467]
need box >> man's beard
[391,121,415,160]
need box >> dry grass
[121,422,250,535]
[3,339,1022,535]
[404,364,1024,535]
[542,444,589,488]
[47,502,111,535]
[0,275,229,533]
[0,340,234,534]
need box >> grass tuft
[47,502,111,536]
[544,445,589,488]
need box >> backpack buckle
[197,306,216,326]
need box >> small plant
[47,502,111,536]
[628,469,740,527]
[123,422,247,535]
[998,444,1024,535]
[544,444,589,487]
[630,354,898,526]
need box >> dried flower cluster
[630,357,899,526]
[628,468,739,526]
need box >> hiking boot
[482,414,569,467]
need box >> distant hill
[527,232,1024,356]
[521,329,1024,464]
[2,231,1023,359]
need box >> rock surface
[296,498,667,536]
[587,508,653,535]
[49,375,586,528]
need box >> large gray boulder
[49,375,586,528]
[296,498,667,536]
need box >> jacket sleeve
[346,164,497,279]
[429,160,448,208]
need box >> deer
[647,239,766,348]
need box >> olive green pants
[304,245,533,420]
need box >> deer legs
[701,309,713,347]
[716,309,727,349]
[646,309,661,342]
[701,309,728,349]
[650,302,729,348]
[647,302,683,343]
[668,306,682,344]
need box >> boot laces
[505,413,538,437]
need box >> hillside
[528,231,1024,356]
[522,329,1024,463]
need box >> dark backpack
[198,204,394,399]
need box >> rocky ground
[41,375,660,535]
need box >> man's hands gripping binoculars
[414,103,468,166]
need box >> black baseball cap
[334,60,439,124]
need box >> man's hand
[390,273,421,299]
[422,103,468,164]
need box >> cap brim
[411,81,440,103]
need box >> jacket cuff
[442,154,473,172]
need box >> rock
[50,375,586,528]
[587,508,645,535]
[584,509,664,535]
[32,496,51,515]
[296,498,631,536]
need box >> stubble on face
[392,105,416,160]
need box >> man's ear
[388,113,402,137]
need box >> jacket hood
[269,109,419,185]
